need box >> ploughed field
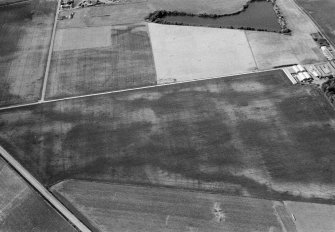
[1,70,335,203]
[0,0,57,106]
[0,157,76,231]
[295,0,335,45]
[47,24,156,99]
[51,180,296,232]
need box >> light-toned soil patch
[147,0,249,15]
[284,201,335,232]
[148,23,257,83]
[246,31,300,69]
[52,180,292,232]
[53,26,112,51]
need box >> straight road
[0,146,92,232]
[0,68,283,111]
[292,0,335,49]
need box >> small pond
[159,1,282,32]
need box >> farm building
[311,32,330,47]
[330,60,335,69]
[296,72,312,82]
[61,0,74,7]
[296,73,306,82]
[292,65,300,73]
[79,0,99,7]
[61,0,73,4]
[321,46,334,60]
[314,63,334,78]
[297,64,305,72]
[303,72,311,80]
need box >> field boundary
[0,68,285,112]
[0,0,29,7]
[244,30,259,70]
[0,67,303,112]
[0,146,92,232]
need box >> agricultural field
[52,180,294,232]
[246,0,326,69]
[295,0,335,45]
[57,1,150,28]
[0,157,76,231]
[57,0,250,29]
[148,0,325,83]
[284,201,335,232]
[148,23,257,83]
[250,0,326,67]
[47,23,156,99]
[0,0,57,106]
[1,70,335,203]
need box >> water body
[161,1,282,32]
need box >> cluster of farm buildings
[286,61,335,84]
[311,32,335,60]
[284,32,335,84]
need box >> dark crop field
[52,180,293,232]
[295,0,335,45]
[0,157,76,231]
[46,24,156,99]
[1,70,335,202]
[0,0,57,106]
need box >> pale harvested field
[47,24,156,98]
[57,2,150,29]
[245,0,325,69]
[284,201,335,232]
[245,31,321,69]
[52,180,294,232]
[148,23,257,83]
[0,1,56,106]
[0,157,76,231]
[148,0,326,83]
[54,26,112,51]
[148,0,249,15]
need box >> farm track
[0,68,282,112]
[292,0,335,49]
[40,0,62,101]
[0,0,29,7]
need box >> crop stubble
[47,24,156,99]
